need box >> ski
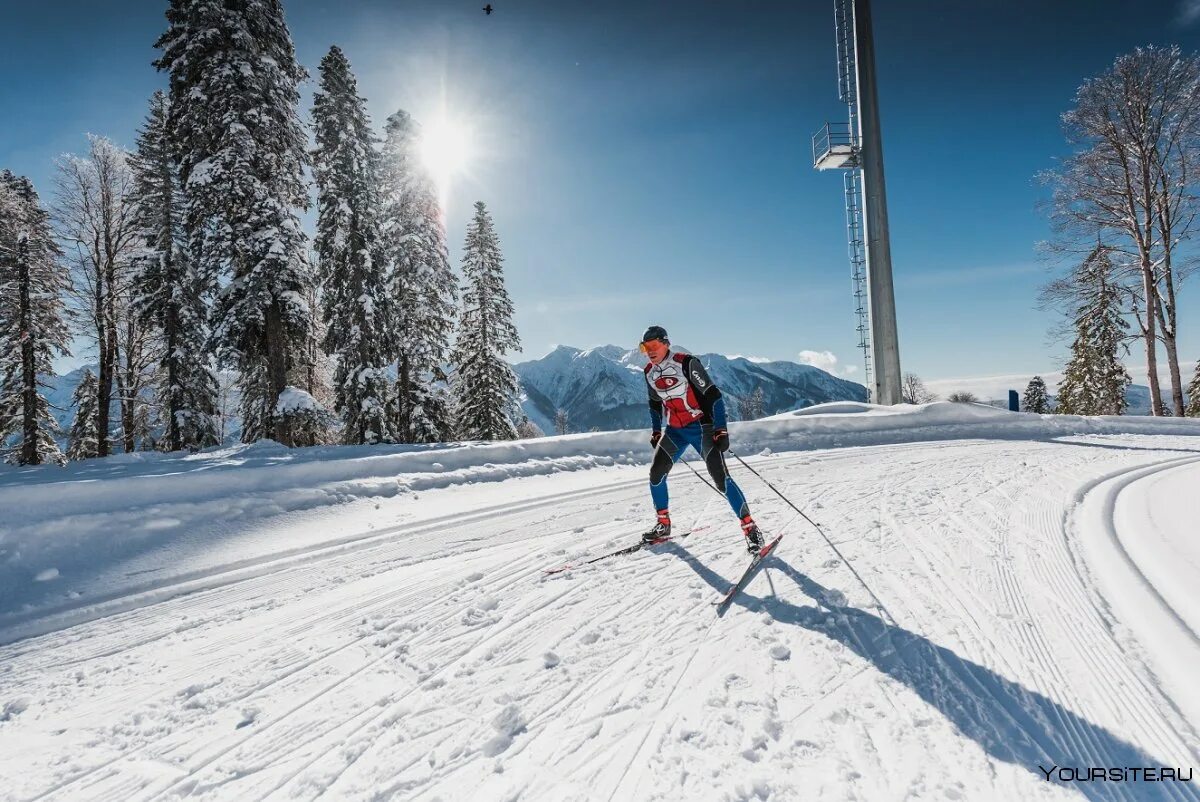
[543,528,702,575]
[714,533,784,615]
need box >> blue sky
[4,0,1200,383]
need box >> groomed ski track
[2,419,1200,800]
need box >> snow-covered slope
[2,403,1199,801]
[515,345,868,433]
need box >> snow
[1,402,1199,800]
[274,385,321,414]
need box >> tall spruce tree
[67,369,101,460]
[130,90,219,452]
[0,172,70,466]
[312,46,393,445]
[379,110,458,443]
[1056,247,1131,415]
[451,201,520,441]
[1022,376,1051,413]
[156,0,316,446]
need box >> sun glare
[419,117,473,202]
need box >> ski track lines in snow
[1,438,1200,800]
[0,476,653,647]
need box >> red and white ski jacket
[645,350,724,429]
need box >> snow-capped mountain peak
[515,345,868,434]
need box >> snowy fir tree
[451,202,520,441]
[312,46,394,445]
[554,408,569,436]
[379,110,459,443]
[1022,376,1051,413]
[1056,247,1131,416]
[156,0,317,447]
[1188,361,1200,417]
[67,369,101,460]
[738,386,766,420]
[129,90,219,452]
[0,172,70,466]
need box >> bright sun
[419,117,473,197]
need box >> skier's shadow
[658,542,1197,801]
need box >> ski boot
[741,516,765,554]
[642,510,672,545]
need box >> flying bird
[483,4,493,13]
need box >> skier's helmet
[640,325,669,361]
[640,325,669,346]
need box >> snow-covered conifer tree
[1022,376,1051,413]
[312,46,393,445]
[738,386,766,420]
[1186,362,1200,417]
[554,408,569,436]
[67,369,101,460]
[1057,247,1130,415]
[0,172,70,466]
[450,202,520,441]
[378,110,458,442]
[130,90,219,452]
[156,0,316,446]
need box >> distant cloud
[797,349,842,375]
[1180,0,1200,25]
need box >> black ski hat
[641,325,669,344]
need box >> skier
[639,325,765,553]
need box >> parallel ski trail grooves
[5,438,1200,801]
[1063,456,1200,777]
[16,490,654,802]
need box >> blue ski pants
[649,422,750,519]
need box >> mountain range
[514,345,869,434]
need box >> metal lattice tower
[843,170,872,384]
[812,0,871,386]
[812,0,902,404]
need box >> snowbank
[3,402,1199,624]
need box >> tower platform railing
[812,121,859,171]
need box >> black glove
[712,428,730,452]
[650,430,662,449]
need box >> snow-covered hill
[515,345,868,433]
[2,403,1199,800]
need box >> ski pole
[679,454,722,497]
[727,450,899,629]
